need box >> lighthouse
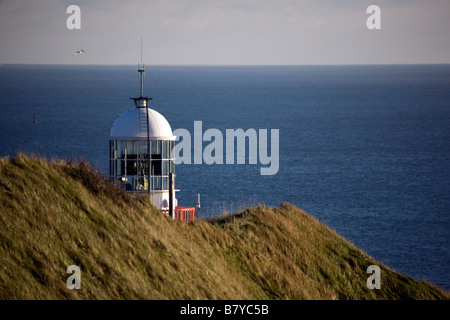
[109,64,199,222]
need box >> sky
[0,0,449,65]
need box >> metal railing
[174,206,196,223]
[161,206,200,223]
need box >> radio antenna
[138,36,145,97]
[131,37,152,106]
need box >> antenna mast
[139,36,144,97]
[131,37,152,107]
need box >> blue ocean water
[1,64,449,291]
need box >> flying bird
[74,50,86,55]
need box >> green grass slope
[0,154,448,299]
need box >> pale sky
[1,0,449,65]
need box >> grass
[0,154,448,299]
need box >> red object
[174,206,196,223]
[161,206,201,222]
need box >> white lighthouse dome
[110,107,175,140]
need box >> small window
[138,140,148,154]
[126,160,137,175]
[137,177,149,191]
[170,160,175,174]
[152,140,161,155]
[137,159,149,176]
[117,160,126,176]
[152,176,162,190]
[151,160,162,176]
[162,141,168,159]
[162,160,168,175]
[109,160,114,177]
[110,140,115,159]
[126,141,137,159]
[170,141,175,158]
[117,141,126,159]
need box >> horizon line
[2,62,450,67]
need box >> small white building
[109,64,199,222]
[109,105,177,210]
[109,64,177,211]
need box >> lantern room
[109,63,199,221]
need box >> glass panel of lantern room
[139,159,150,176]
[126,141,137,159]
[109,160,114,177]
[150,140,156,155]
[122,160,127,176]
[126,160,137,175]
[117,141,126,159]
[110,140,117,178]
[170,160,175,174]
[162,140,168,159]
[170,141,175,158]
[151,160,162,176]
[116,160,124,176]
[125,176,134,191]
[151,176,161,190]
[138,140,148,155]
[110,140,114,159]
[137,177,148,191]
[162,160,168,175]
[151,140,161,156]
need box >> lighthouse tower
[109,63,192,219]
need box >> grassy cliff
[0,154,448,299]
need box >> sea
[1,64,449,291]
